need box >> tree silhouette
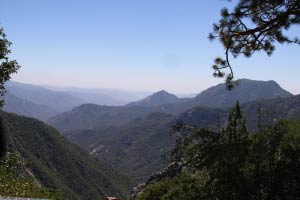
[0,27,20,159]
[209,0,300,89]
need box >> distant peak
[150,90,179,99]
[127,89,180,107]
[153,90,170,95]
[238,78,277,83]
[266,80,278,84]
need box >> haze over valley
[3,79,299,184]
[1,0,300,199]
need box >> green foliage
[59,94,300,184]
[210,0,300,88]
[138,103,300,199]
[0,27,20,107]
[0,152,61,199]
[249,120,300,199]
[69,112,175,183]
[0,111,133,200]
[137,173,207,200]
[0,27,20,160]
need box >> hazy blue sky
[1,0,299,94]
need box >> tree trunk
[0,117,6,159]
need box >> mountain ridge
[48,79,292,132]
[59,94,300,183]
[0,110,133,199]
[2,92,60,121]
[6,81,84,112]
[127,90,182,107]
[190,79,292,108]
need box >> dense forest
[1,0,300,199]
[135,103,300,200]
[0,111,133,199]
[0,152,61,199]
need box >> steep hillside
[65,112,176,182]
[63,107,226,182]
[127,90,182,107]
[47,104,163,132]
[0,111,133,200]
[184,95,300,131]
[242,94,300,130]
[2,93,59,121]
[45,79,297,184]
[177,107,227,128]
[6,81,84,112]
[191,79,292,108]
[63,95,300,183]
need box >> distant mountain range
[6,81,84,112]
[2,81,151,121]
[45,85,152,103]
[3,79,292,122]
[62,90,126,106]
[46,79,298,182]
[3,92,60,121]
[48,79,293,131]
[129,79,292,108]
[57,94,300,182]
[1,78,299,194]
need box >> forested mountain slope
[65,112,175,182]
[190,79,292,108]
[242,94,300,130]
[47,104,165,132]
[62,95,300,183]
[0,111,133,200]
[45,79,297,183]
[65,106,229,182]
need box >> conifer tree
[212,101,250,199]
[138,106,300,200]
[210,0,300,88]
[0,27,20,159]
[223,101,248,142]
